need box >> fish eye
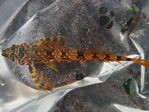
[11,45,17,53]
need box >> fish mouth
[2,50,6,57]
[1,49,9,57]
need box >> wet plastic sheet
[0,0,149,112]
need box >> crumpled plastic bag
[0,0,149,112]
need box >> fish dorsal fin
[33,36,63,47]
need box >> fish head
[2,44,21,64]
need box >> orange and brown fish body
[2,36,149,91]
[36,46,149,68]
[2,37,146,65]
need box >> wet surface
[0,0,149,112]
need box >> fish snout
[1,49,9,57]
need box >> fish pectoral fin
[44,62,58,72]
[29,63,53,91]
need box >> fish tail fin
[127,58,149,69]
[142,61,149,68]
[110,55,149,69]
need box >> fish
[2,36,149,91]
